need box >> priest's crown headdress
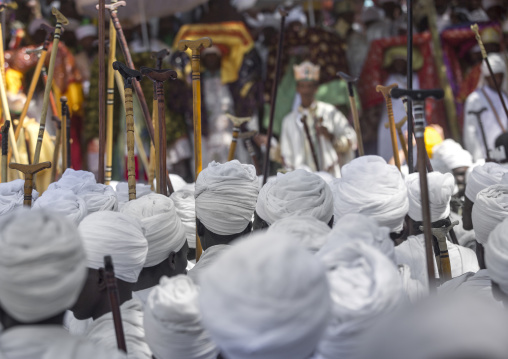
[294,61,320,82]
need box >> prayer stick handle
[104,256,128,353]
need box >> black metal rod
[407,0,414,173]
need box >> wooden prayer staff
[97,0,106,183]
[50,117,61,183]
[226,114,251,161]
[384,116,409,162]
[424,221,458,281]
[377,83,401,171]
[1,120,9,183]
[241,130,261,174]
[338,71,364,156]
[113,61,141,201]
[468,108,491,161]
[262,8,288,186]
[33,8,68,172]
[140,65,177,196]
[9,162,51,206]
[60,97,68,172]
[40,65,61,123]
[103,256,127,353]
[300,115,320,171]
[392,87,445,292]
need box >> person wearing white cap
[121,193,188,306]
[72,211,152,359]
[32,188,88,224]
[171,189,197,260]
[199,231,331,359]
[143,275,219,359]
[464,53,508,161]
[330,156,408,237]
[395,172,479,286]
[0,179,38,215]
[115,182,153,209]
[0,209,125,359]
[280,61,357,177]
[486,217,508,306]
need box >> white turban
[256,169,333,225]
[0,209,87,322]
[316,242,403,359]
[121,193,187,267]
[482,52,506,76]
[32,188,88,224]
[170,190,196,249]
[486,218,508,295]
[47,168,96,193]
[330,156,408,232]
[144,275,219,359]
[472,184,508,245]
[169,174,189,192]
[199,232,331,359]
[195,160,259,236]
[115,182,153,204]
[431,139,473,174]
[267,215,331,253]
[320,213,395,263]
[0,179,38,215]
[78,211,148,283]
[77,183,118,213]
[465,162,508,201]
[406,171,455,222]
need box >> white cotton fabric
[199,232,331,359]
[171,190,196,249]
[121,193,187,267]
[77,183,118,213]
[472,184,508,245]
[0,209,87,322]
[195,160,259,236]
[0,179,38,215]
[47,168,96,193]
[32,188,88,224]
[431,139,473,174]
[267,215,331,253]
[144,275,219,359]
[482,52,506,76]
[316,242,404,359]
[406,171,455,222]
[187,245,230,285]
[256,169,334,225]
[116,182,153,204]
[78,211,148,283]
[169,174,189,192]
[330,156,408,232]
[486,217,508,295]
[465,162,508,201]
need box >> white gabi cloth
[47,168,96,193]
[77,183,118,213]
[472,184,508,245]
[187,245,230,286]
[431,139,473,174]
[171,190,197,249]
[0,179,38,215]
[486,217,508,296]
[116,182,153,206]
[465,162,508,201]
[32,188,88,224]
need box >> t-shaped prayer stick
[338,71,363,156]
[9,162,51,206]
[377,83,401,170]
[226,114,251,161]
[384,116,409,161]
[468,107,490,161]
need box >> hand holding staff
[226,114,251,161]
[1,120,9,182]
[338,71,364,156]
[103,256,127,353]
[9,162,51,206]
[377,83,401,171]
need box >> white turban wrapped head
[0,209,87,322]
[115,182,153,205]
[32,188,88,224]
[121,193,187,267]
[465,162,508,202]
[431,139,473,174]
[406,171,455,222]
[330,156,408,232]
[0,179,38,215]
[77,183,118,213]
[195,160,259,236]
[170,190,196,249]
[256,169,333,225]
[472,184,508,245]
[47,168,96,193]
[267,215,331,253]
[144,275,219,359]
[78,211,148,283]
[199,232,331,359]
[482,52,506,76]
[486,218,508,296]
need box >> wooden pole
[226,114,250,161]
[50,117,61,182]
[60,97,68,172]
[9,162,51,206]
[300,115,320,171]
[1,120,9,183]
[377,84,401,170]
[338,71,364,156]
[97,0,106,183]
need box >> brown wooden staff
[1,120,9,183]
[338,71,364,156]
[300,115,320,171]
[40,64,61,122]
[377,83,401,170]
[113,61,141,201]
[60,97,68,172]
[103,255,127,353]
[239,130,260,173]
[9,162,51,206]
[97,0,106,183]
[50,117,61,182]
[384,116,409,161]
[226,114,251,161]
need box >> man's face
[296,81,318,106]
[71,268,102,320]
[453,166,469,197]
[175,241,189,275]
[486,73,504,91]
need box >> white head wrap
[406,171,455,222]
[482,52,506,76]
[170,190,196,249]
[121,193,187,267]
[0,209,87,322]
[75,24,97,40]
[199,232,331,359]
[78,211,148,283]
[316,242,403,359]
[486,218,508,295]
[331,156,408,232]
[256,169,333,225]
[115,182,152,204]
[47,168,96,193]
[267,215,331,253]
[431,139,473,174]
[144,275,219,359]
[32,188,88,224]
[0,179,38,215]
[465,162,508,201]
[77,183,118,213]
[472,184,508,245]
[169,174,189,192]
[195,161,259,236]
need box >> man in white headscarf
[199,232,331,359]
[0,179,38,215]
[255,169,334,229]
[486,218,508,306]
[32,188,88,224]
[171,190,197,260]
[396,172,479,286]
[72,211,152,359]
[0,209,125,359]
[121,193,189,306]
[144,275,219,359]
[330,156,408,237]
[116,182,153,208]
[464,53,508,161]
